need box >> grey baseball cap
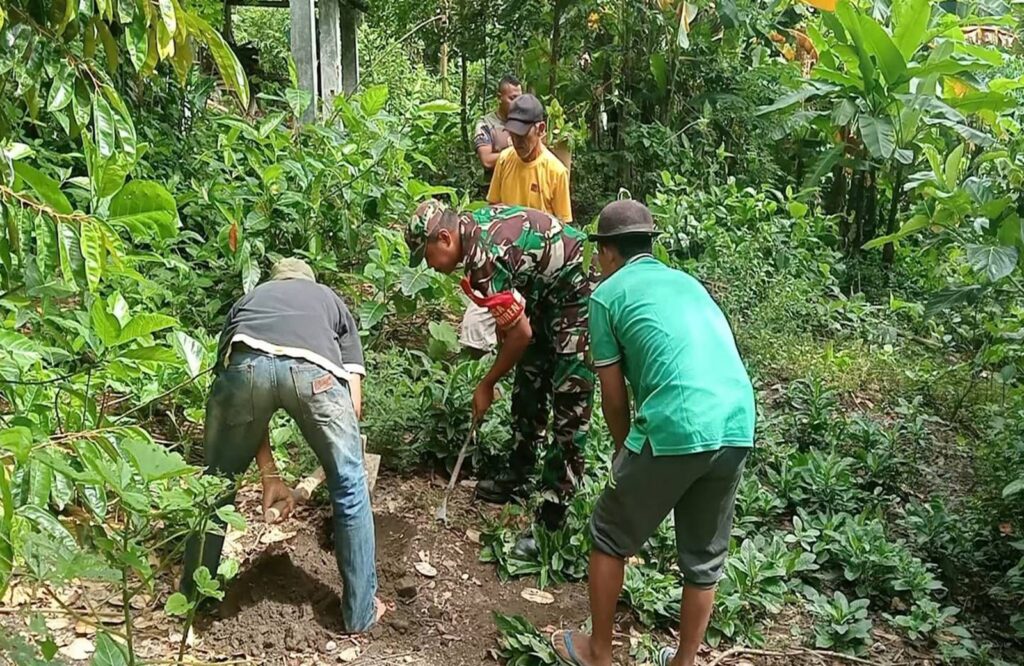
[588,200,661,240]
[505,94,546,135]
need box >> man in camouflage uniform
[407,200,596,553]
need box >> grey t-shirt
[215,279,365,378]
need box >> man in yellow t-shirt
[487,94,573,223]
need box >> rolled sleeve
[589,298,621,367]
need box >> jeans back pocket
[291,365,348,426]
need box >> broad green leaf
[418,99,460,113]
[117,0,134,22]
[27,461,53,508]
[966,244,1018,282]
[35,215,58,274]
[215,505,246,530]
[944,143,965,191]
[240,246,260,293]
[96,19,120,71]
[121,437,192,482]
[1003,477,1024,499]
[360,84,389,116]
[925,285,986,317]
[804,145,846,190]
[857,13,907,87]
[116,313,178,345]
[13,162,72,215]
[172,331,204,377]
[0,427,34,464]
[998,216,1022,247]
[835,0,876,93]
[19,504,76,551]
[217,558,240,580]
[80,222,105,291]
[892,0,930,60]
[90,632,129,666]
[285,87,313,119]
[858,114,896,159]
[90,298,121,347]
[59,222,84,287]
[120,346,181,363]
[756,84,837,116]
[359,300,387,330]
[184,13,250,108]
[126,9,148,70]
[157,0,176,33]
[108,180,180,239]
[863,214,929,249]
[164,592,191,617]
[92,95,118,158]
[400,265,434,296]
[47,65,74,112]
[947,91,1015,115]
[650,54,668,93]
[50,470,74,511]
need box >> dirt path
[194,472,591,665]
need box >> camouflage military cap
[406,199,448,267]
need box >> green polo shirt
[589,255,755,456]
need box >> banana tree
[758,0,1012,262]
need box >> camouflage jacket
[459,205,588,319]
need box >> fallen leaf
[74,620,97,636]
[130,593,151,610]
[46,617,71,631]
[3,584,32,606]
[59,637,95,660]
[521,588,555,605]
[465,529,481,544]
[259,526,297,544]
[339,646,360,662]
[414,561,438,578]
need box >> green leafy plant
[493,612,559,666]
[807,590,873,655]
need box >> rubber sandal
[658,646,676,666]
[551,629,589,666]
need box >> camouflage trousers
[508,270,597,528]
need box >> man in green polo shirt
[551,200,755,666]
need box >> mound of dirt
[198,514,350,656]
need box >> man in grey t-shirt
[182,258,381,632]
[474,74,522,179]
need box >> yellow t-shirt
[487,145,573,222]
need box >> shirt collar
[626,253,655,266]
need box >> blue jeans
[181,349,377,632]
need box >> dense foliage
[5,0,1024,663]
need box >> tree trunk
[825,163,847,214]
[440,42,449,97]
[882,166,904,266]
[863,168,878,251]
[460,50,469,149]
[548,0,563,95]
[848,167,865,256]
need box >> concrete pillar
[340,5,359,94]
[289,0,318,122]
[318,0,343,107]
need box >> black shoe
[513,533,540,560]
[475,478,521,504]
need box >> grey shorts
[590,443,749,587]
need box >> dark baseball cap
[505,94,545,135]
[588,200,661,240]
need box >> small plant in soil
[807,590,873,655]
